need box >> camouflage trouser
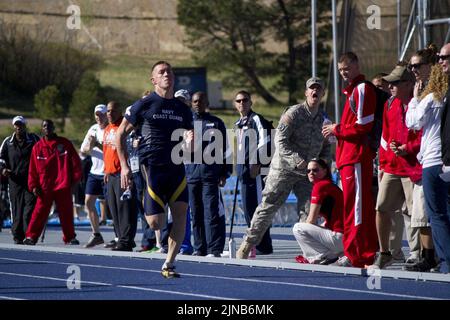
[244,168,312,245]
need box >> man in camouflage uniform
[237,77,331,259]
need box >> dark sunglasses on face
[407,63,425,71]
[438,54,450,61]
[235,98,249,103]
[306,168,320,173]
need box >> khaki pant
[376,172,420,255]
[245,168,311,245]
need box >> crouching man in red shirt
[24,119,82,245]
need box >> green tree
[69,72,105,133]
[177,0,331,105]
[268,0,331,104]
[34,85,65,132]
[177,0,280,104]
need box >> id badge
[130,156,140,173]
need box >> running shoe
[84,234,104,248]
[331,255,353,267]
[161,266,180,278]
[295,255,310,264]
[23,238,36,245]
[367,252,393,270]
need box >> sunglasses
[438,54,450,61]
[407,63,425,71]
[235,98,249,103]
[306,168,320,173]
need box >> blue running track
[1,248,449,301]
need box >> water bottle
[228,238,236,259]
[323,118,337,143]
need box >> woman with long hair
[409,44,439,95]
[406,63,450,273]
[292,159,344,264]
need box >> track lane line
[0,257,444,300]
[0,271,234,300]
[0,295,25,300]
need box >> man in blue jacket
[186,91,232,257]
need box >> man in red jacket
[24,119,82,245]
[322,52,378,267]
[368,64,424,269]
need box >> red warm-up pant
[340,159,378,268]
[26,188,76,243]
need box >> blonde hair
[420,64,448,102]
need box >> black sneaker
[319,257,339,265]
[84,234,104,248]
[14,238,24,245]
[104,240,117,248]
[99,220,107,226]
[67,238,80,245]
[206,252,221,258]
[404,258,437,272]
[161,266,180,278]
[111,243,133,252]
[255,248,273,255]
[23,238,36,245]
[367,252,394,270]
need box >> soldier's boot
[237,241,253,259]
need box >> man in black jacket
[234,90,274,256]
[439,43,450,168]
[0,116,40,244]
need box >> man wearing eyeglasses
[234,90,274,257]
[236,78,331,259]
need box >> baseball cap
[94,104,107,114]
[174,89,191,102]
[383,65,415,83]
[306,77,324,89]
[12,116,26,125]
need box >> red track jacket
[28,136,82,192]
[333,75,376,169]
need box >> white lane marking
[0,271,110,286]
[0,257,443,300]
[0,269,233,300]
[0,295,25,300]
[118,286,236,300]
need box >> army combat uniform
[243,102,331,247]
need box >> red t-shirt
[310,179,344,233]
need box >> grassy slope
[0,54,289,144]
